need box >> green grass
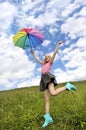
[0,81,86,130]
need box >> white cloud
[61,0,86,18]
[54,66,86,83]
[61,16,86,39]
[55,41,86,83]
[79,6,86,16]
[0,2,17,31]
[76,37,86,49]
[42,40,50,47]
[0,38,36,90]
[17,75,40,88]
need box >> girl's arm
[51,41,63,62]
[31,49,42,64]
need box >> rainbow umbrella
[13,28,44,49]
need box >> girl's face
[44,54,52,63]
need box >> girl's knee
[48,83,56,96]
[50,91,56,96]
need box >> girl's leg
[42,89,53,128]
[48,82,66,96]
[44,89,50,113]
[48,82,77,96]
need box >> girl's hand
[31,49,34,54]
[58,41,63,45]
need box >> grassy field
[0,81,86,130]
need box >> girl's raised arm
[31,49,42,64]
[51,41,63,62]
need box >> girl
[31,41,77,128]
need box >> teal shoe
[65,83,77,91]
[42,113,53,128]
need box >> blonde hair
[44,54,52,62]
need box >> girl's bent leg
[48,82,77,96]
[48,82,66,96]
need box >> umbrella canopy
[13,28,44,49]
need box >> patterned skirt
[40,72,58,91]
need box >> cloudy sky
[0,0,86,91]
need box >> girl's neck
[44,61,50,64]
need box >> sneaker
[65,82,77,91]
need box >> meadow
[0,81,86,130]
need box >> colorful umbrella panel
[13,28,44,49]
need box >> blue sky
[0,0,86,91]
